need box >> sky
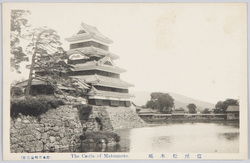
[6,3,247,104]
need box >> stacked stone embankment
[10,105,83,153]
[105,107,147,129]
[10,105,147,153]
[82,106,114,131]
[84,106,147,131]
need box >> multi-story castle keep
[15,22,134,107]
[65,22,134,107]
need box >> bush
[11,97,48,118]
[11,87,23,97]
[58,99,66,105]
[76,104,93,121]
[37,96,65,109]
[10,96,66,119]
[85,131,120,142]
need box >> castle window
[78,43,83,47]
[110,100,119,107]
[96,99,103,106]
[125,101,131,107]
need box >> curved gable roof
[65,22,113,44]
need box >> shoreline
[142,118,239,125]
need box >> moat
[78,122,239,153]
[116,122,239,153]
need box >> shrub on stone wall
[76,104,93,121]
[37,95,65,108]
[11,96,66,118]
[11,97,47,118]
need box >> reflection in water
[115,122,239,153]
[152,136,171,145]
[114,127,131,152]
[219,133,239,140]
[79,144,122,152]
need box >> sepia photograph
[2,2,248,160]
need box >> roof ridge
[74,78,90,88]
[74,49,86,56]
[81,22,95,32]
[98,55,109,64]
[66,22,113,44]
[94,74,100,81]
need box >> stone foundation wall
[85,106,147,131]
[106,107,147,129]
[10,105,83,153]
[84,106,114,131]
[10,105,147,153]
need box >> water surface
[115,122,239,153]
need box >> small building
[138,108,158,120]
[15,77,89,97]
[139,108,158,115]
[226,105,239,120]
[15,78,55,96]
[172,108,185,118]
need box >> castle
[16,22,134,107]
[65,22,134,107]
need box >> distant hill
[130,91,215,112]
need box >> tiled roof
[67,46,119,60]
[226,105,239,112]
[72,78,90,89]
[57,85,75,91]
[139,108,158,114]
[71,60,97,67]
[15,79,48,87]
[80,22,113,43]
[88,87,134,99]
[72,74,134,89]
[15,77,90,90]
[69,60,126,73]
[172,108,185,114]
[174,108,185,111]
[65,22,113,44]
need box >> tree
[215,101,223,113]
[11,10,30,73]
[187,103,197,114]
[146,92,174,113]
[213,108,221,114]
[215,99,239,113]
[11,86,23,97]
[10,11,84,98]
[146,100,158,110]
[202,108,211,114]
[25,27,64,96]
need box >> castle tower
[65,22,134,107]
